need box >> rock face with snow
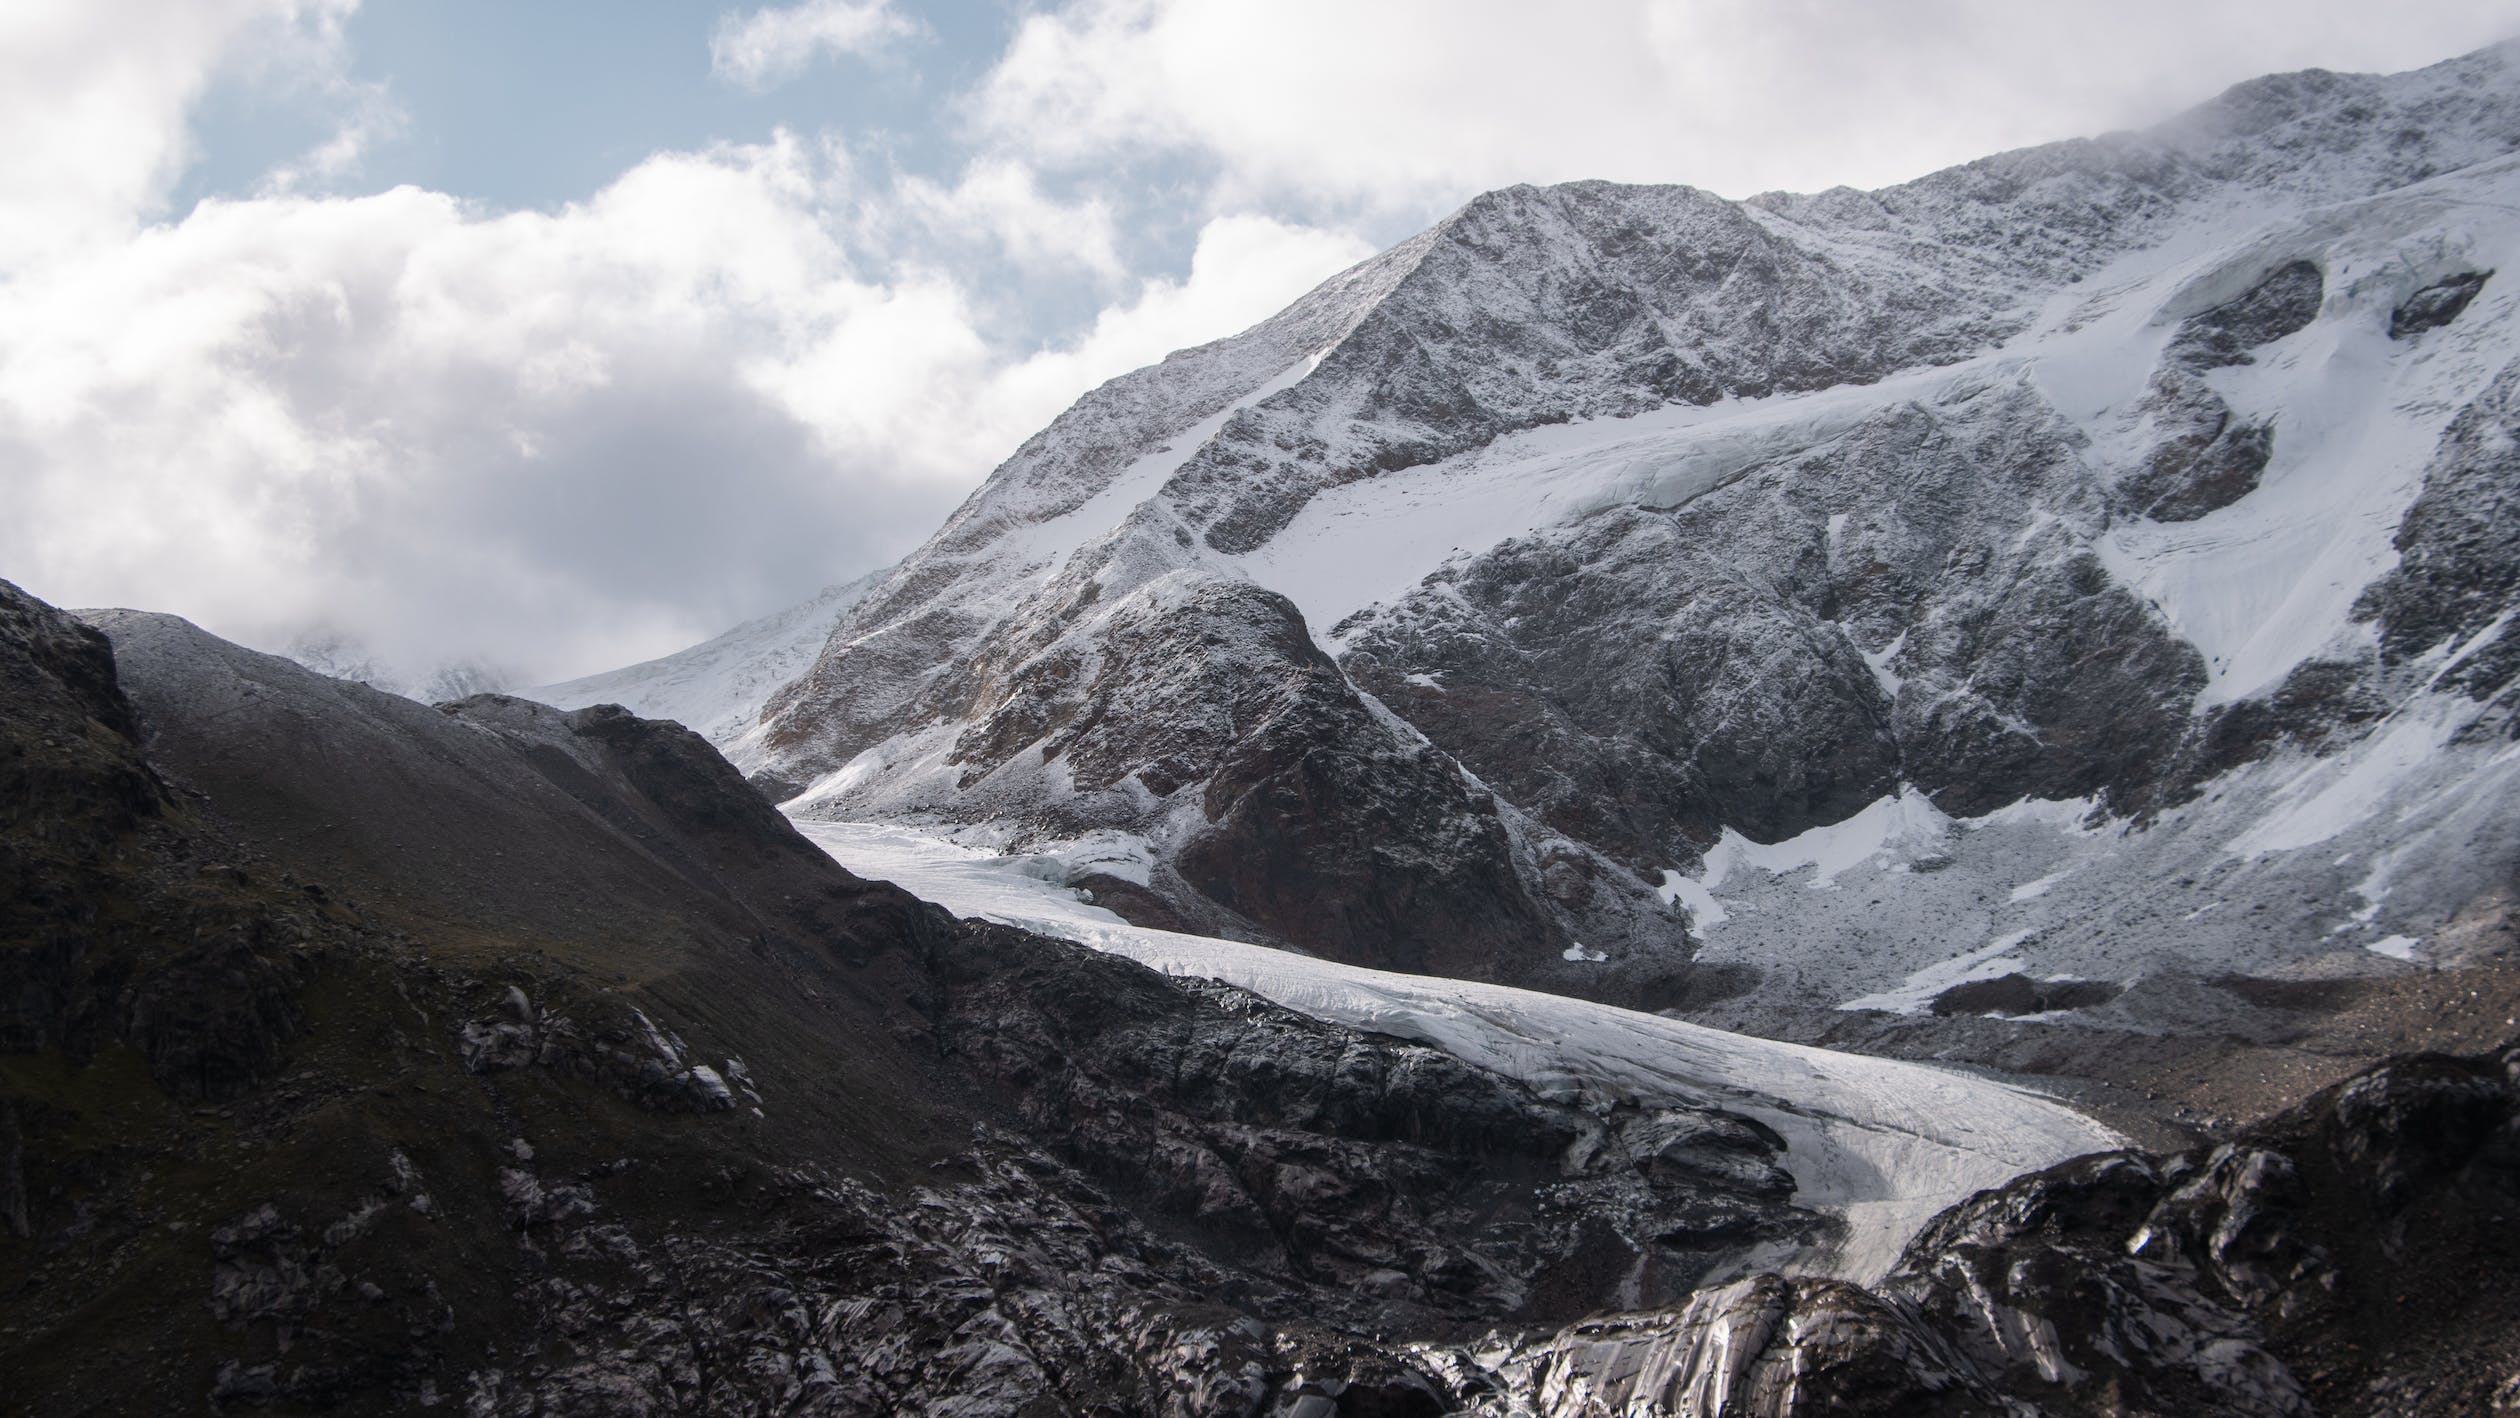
[727,44,2520,1022]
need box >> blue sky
[170,0,1345,348]
[4,0,2516,684]
[183,1,1010,213]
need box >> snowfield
[792,817,2123,1285]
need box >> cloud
[0,0,364,265]
[244,9,406,197]
[972,0,2520,208]
[885,158,1128,281]
[754,209,1374,481]
[0,124,1371,682]
[977,213,1374,421]
[710,0,915,90]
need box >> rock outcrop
[1467,1042,2520,1416]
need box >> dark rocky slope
[1471,1041,2520,1417]
[2,581,1814,1413]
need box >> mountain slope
[718,44,2520,1038]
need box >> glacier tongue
[792,817,2123,1285]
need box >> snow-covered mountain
[531,569,887,767]
[281,631,511,703]
[607,48,2520,1056]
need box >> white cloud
[974,0,2520,208]
[0,0,362,266]
[885,158,1127,280]
[0,122,1370,682]
[710,0,914,89]
[247,14,406,197]
[0,1,1377,683]
[979,213,1374,421]
[755,210,1374,481]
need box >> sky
[3,0,2517,685]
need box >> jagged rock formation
[2114,258,2322,521]
[1338,375,2210,850]
[2354,356,2520,692]
[708,44,2520,1029]
[1467,1041,2520,1417]
[2393,269,2493,339]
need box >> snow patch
[2366,934,2425,962]
[1239,361,1978,638]
[2008,870,2070,902]
[2075,172,2520,705]
[2226,696,2479,857]
[1839,931,2037,1015]
[1657,868,1729,929]
[1704,787,1953,891]
[1860,631,1907,698]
